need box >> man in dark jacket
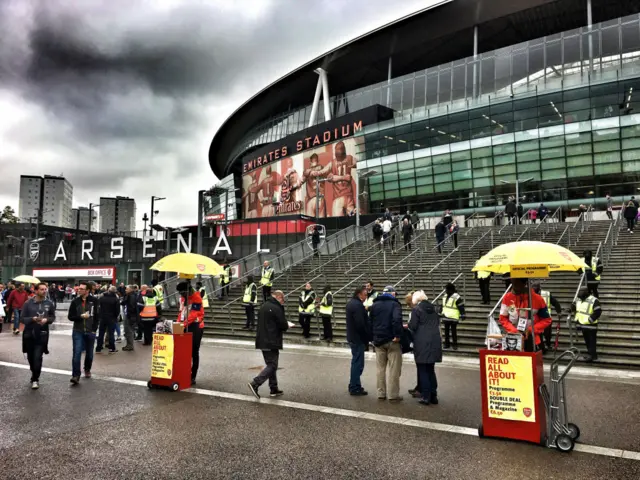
[369,286,403,401]
[435,220,446,253]
[68,282,100,384]
[538,203,549,222]
[248,290,289,399]
[346,286,370,396]
[121,285,138,351]
[402,219,413,251]
[505,198,517,224]
[96,286,120,354]
[408,291,442,405]
[21,283,56,389]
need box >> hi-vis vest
[575,296,598,327]
[140,296,158,318]
[299,291,316,314]
[199,288,209,308]
[260,267,274,287]
[221,266,231,284]
[243,283,257,304]
[364,291,378,309]
[581,257,601,281]
[540,290,551,307]
[477,270,491,279]
[153,285,164,303]
[442,293,461,321]
[319,291,333,316]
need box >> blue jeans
[72,331,96,377]
[96,322,115,352]
[114,322,121,338]
[349,342,366,393]
[13,309,21,330]
[417,363,438,400]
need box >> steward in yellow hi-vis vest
[319,286,334,342]
[440,283,465,351]
[474,253,493,305]
[242,276,258,331]
[196,281,209,309]
[298,283,316,340]
[364,281,378,310]
[579,250,603,298]
[260,261,275,302]
[572,288,602,362]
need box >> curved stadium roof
[209,0,639,178]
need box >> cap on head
[383,285,395,293]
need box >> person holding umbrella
[177,279,205,385]
[498,278,552,352]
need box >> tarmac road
[1,321,639,479]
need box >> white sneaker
[31,381,39,390]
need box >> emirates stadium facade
[209,0,640,221]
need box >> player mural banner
[242,137,368,219]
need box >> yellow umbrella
[150,253,223,276]
[471,241,586,278]
[13,274,41,284]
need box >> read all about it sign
[485,354,536,422]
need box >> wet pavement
[1,316,640,479]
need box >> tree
[0,205,18,224]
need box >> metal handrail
[601,222,613,267]
[488,284,512,320]
[432,272,463,303]
[535,206,560,230]
[427,247,459,275]
[393,273,414,292]
[555,225,570,247]
[333,273,366,297]
[283,272,325,299]
[384,246,423,274]
[515,226,530,242]
[345,245,385,274]
[470,228,493,250]
[519,210,529,224]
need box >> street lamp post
[150,196,166,235]
[500,177,533,225]
[142,213,149,234]
[356,170,378,228]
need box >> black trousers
[26,340,44,382]
[299,313,312,338]
[142,320,156,345]
[220,282,230,298]
[443,320,458,348]
[253,349,279,390]
[587,282,600,298]
[245,304,255,328]
[436,237,444,253]
[188,323,204,380]
[417,363,438,400]
[96,320,116,351]
[321,315,333,340]
[479,278,491,304]
[581,327,598,359]
[451,232,458,248]
[543,325,553,348]
[263,285,272,302]
[606,210,613,220]
[403,234,412,251]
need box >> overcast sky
[0,0,439,228]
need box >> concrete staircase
[167,219,640,368]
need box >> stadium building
[209,0,640,221]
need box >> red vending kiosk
[478,350,546,445]
[148,332,193,392]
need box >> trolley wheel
[147,381,154,389]
[567,423,581,441]
[478,424,484,438]
[555,433,575,452]
[171,382,179,392]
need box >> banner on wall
[241,137,367,219]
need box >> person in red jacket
[7,283,30,335]
[499,278,552,352]
[177,281,205,386]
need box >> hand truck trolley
[539,347,581,452]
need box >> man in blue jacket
[346,286,370,396]
[369,285,403,402]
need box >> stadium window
[541,168,567,181]
[517,161,540,174]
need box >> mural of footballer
[257,165,282,217]
[243,172,260,218]
[311,140,356,216]
[298,153,327,217]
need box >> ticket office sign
[151,334,174,379]
[485,354,536,422]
